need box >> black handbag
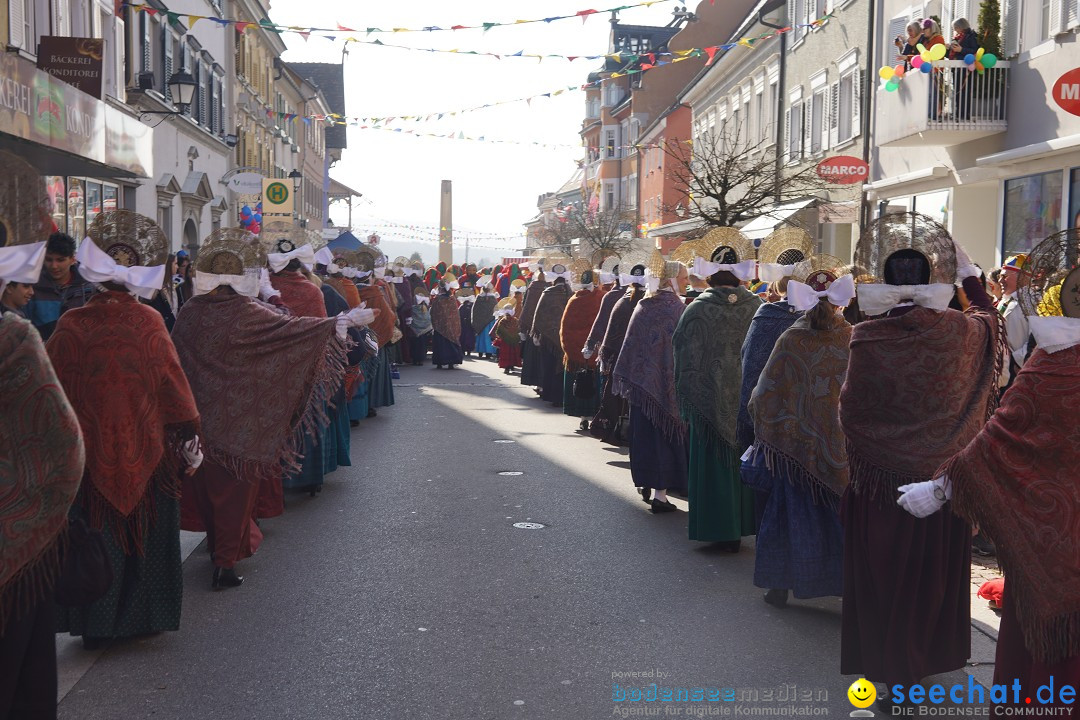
[572,368,595,399]
[55,518,114,607]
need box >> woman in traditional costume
[491,297,522,373]
[430,274,464,369]
[173,232,375,589]
[49,212,201,646]
[744,257,854,607]
[612,259,689,511]
[0,177,84,715]
[517,270,549,388]
[408,292,433,365]
[457,282,477,357]
[531,264,573,406]
[472,277,499,359]
[672,232,761,550]
[840,213,1000,710]
[560,263,606,426]
[898,229,1080,704]
[590,265,648,444]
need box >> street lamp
[138,72,197,118]
[288,169,303,192]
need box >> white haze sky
[273,0,678,264]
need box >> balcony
[875,60,1009,147]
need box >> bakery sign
[815,155,870,185]
[1053,68,1080,116]
[37,37,104,99]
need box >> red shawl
[46,292,199,552]
[0,315,84,633]
[431,294,461,343]
[271,271,327,318]
[171,293,346,486]
[561,286,605,371]
[840,307,1000,501]
[326,276,362,309]
[357,284,395,347]
[943,345,1080,665]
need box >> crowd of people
[2,146,1078,718]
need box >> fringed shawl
[560,286,605,372]
[586,284,623,354]
[599,286,645,374]
[471,294,498,335]
[673,286,761,453]
[0,315,84,634]
[532,282,572,355]
[270,271,327,318]
[410,303,433,336]
[840,306,999,502]
[737,301,802,450]
[171,293,345,487]
[494,313,520,345]
[518,278,549,336]
[747,316,852,509]
[611,291,687,442]
[326,275,362,309]
[431,294,461,343]
[46,292,199,553]
[357,284,395,347]
[942,345,1080,665]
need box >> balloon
[253,213,262,224]
[249,222,260,234]
[916,43,927,54]
[921,62,932,74]
[911,56,924,69]
[976,47,985,60]
[241,206,252,217]
[982,53,997,68]
[879,66,895,80]
[929,43,947,61]
[894,64,906,78]
[920,51,932,63]
[885,79,900,92]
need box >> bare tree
[664,116,830,229]
[548,205,638,265]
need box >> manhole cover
[493,439,516,444]
[513,522,545,529]
[498,471,523,476]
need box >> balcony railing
[875,60,1009,147]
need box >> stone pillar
[439,179,453,266]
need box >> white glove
[259,268,281,301]
[582,347,594,360]
[519,333,528,342]
[181,436,203,471]
[532,335,540,346]
[345,304,376,327]
[897,475,951,518]
[953,242,979,283]
[405,317,412,326]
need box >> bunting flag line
[124,0,674,35]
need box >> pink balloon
[911,56,924,69]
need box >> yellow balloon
[929,43,948,61]
[879,66,895,80]
[976,47,985,60]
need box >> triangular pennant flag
[705,46,719,65]
[482,22,497,31]
[337,23,355,31]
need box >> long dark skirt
[431,332,463,367]
[994,588,1080,704]
[840,486,971,686]
[686,420,755,542]
[0,598,56,719]
[590,373,625,445]
[562,369,601,417]
[458,307,476,353]
[408,333,429,364]
[628,404,687,492]
[741,451,843,599]
[323,387,352,474]
[283,425,325,491]
[57,484,183,640]
[182,459,263,570]
[538,348,563,405]
[370,347,395,408]
[520,340,541,386]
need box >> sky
[270,0,682,265]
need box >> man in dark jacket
[26,232,97,340]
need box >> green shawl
[673,286,761,453]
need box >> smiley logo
[847,679,877,709]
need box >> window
[756,90,766,142]
[791,0,806,43]
[605,129,617,159]
[8,0,37,53]
[604,181,616,211]
[1003,171,1063,256]
[810,90,825,155]
[1069,168,1080,230]
[1042,0,1053,40]
[787,102,803,162]
[627,175,638,210]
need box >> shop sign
[1053,68,1080,117]
[816,156,870,185]
[37,37,104,99]
[226,172,264,194]
[819,202,859,224]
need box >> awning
[327,176,362,200]
[649,217,704,236]
[737,198,817,241]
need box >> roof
[327,176,362,199]
[290,62,347,150]
[556,167,585,196]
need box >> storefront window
[103,185,118,214]
[912,190,950,226]
[1069,168,1080,229]
[1003,171,1063,256]
[45,176,66,233]
[86,181,102,230]
[67,178,85,241]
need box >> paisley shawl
[431,294,461,344]
[46,291,199,553]
[171,292,346,486]
[672,286,761,453]
[942,345,1080,665]
[840,306,999,500]
[598,286,645,374]
[560,286,605,372]
[518,278,549,336]
[532,282,572,354]
[0,315,84,634]
[270,271,327,318]
[737,301,802,450]
[610,291,688,442]
[747,316,852,508]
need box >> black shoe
[639,487,652,504]
[650,498,677,514]
[82,636,105,651]
[367,408,377,418]
[436,364,443,369]
[578,418,590,431]
[504,368,511,375]
[718,540,741,553]
[972,533,996,557]
[212,567,244,590]
[764,589,789,608]
[350,420,360,428]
